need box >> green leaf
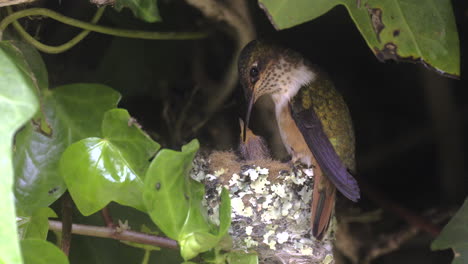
[17,207,57,240]
[179,179,218,260]
[180,232,219,261]
[102,109,160,176]
[13,40,52,136]
[432,198,468,264]
[14,83,121,214]
[226,252,259,264]
[21,239,69,264]
[259,0,460,76]
[0,40,40,264]
[143,139,200,240]
[218,188,231,238]
[60,109,159,215]
[114,0,161,22]
[143,139,230,260]
[60,138,144,215]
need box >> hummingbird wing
[290,103,360,202]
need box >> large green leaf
[17,207,57,240]
[101,109,160,176]
[60,109,160,215]
[143,139,230,260]
[0,41,40,264]
[21,239,69,264]
[114,0,161,22]
[259,0,459,77]
[14,83,121,214]
[179,179,218,260]
[432,198,468,264]
[142,140,199,240]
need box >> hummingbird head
[238,40,316,140]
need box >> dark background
[17,0,467,263]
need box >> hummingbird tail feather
[311,169,336,239]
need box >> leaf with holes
[259,0,459,77]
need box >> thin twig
[49,220,179,250]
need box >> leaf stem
[49,220,179,250]
[0,7,208,53]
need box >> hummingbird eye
[249,67,259,83]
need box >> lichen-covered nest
[190,151,335,264]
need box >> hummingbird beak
[243,93,255,142]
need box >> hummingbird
[238,40,360,238]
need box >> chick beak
[243,92,255,142]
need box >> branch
[48,220,179,250]
[100,207,115,228]
[185,0,255,116]
[60,193,73,256]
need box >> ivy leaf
[432,198,468,264]
[179,178,218,260]
[60,109,160,215]
[101,108,160,176]
[14,83,121,215]
[259,0,459,77]
[0,40,39,264]
[17,207,57,240]
[114,0,161,22]
[142,139,199,240]
[218,188,231,239]
[143,139,230,260]
[21,239,69,264]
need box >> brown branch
[60,192,73,256]
[363,208,454,264]
[185,0,255,116]
[100,207,115,228]
[49,220,179,250]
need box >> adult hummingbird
[238,40,360,238]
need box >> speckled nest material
[190,151,335,264]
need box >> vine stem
[0,7,208,49]
[49,220,179,250]
[6,6,105,54]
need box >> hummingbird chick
[238,40,360,238]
